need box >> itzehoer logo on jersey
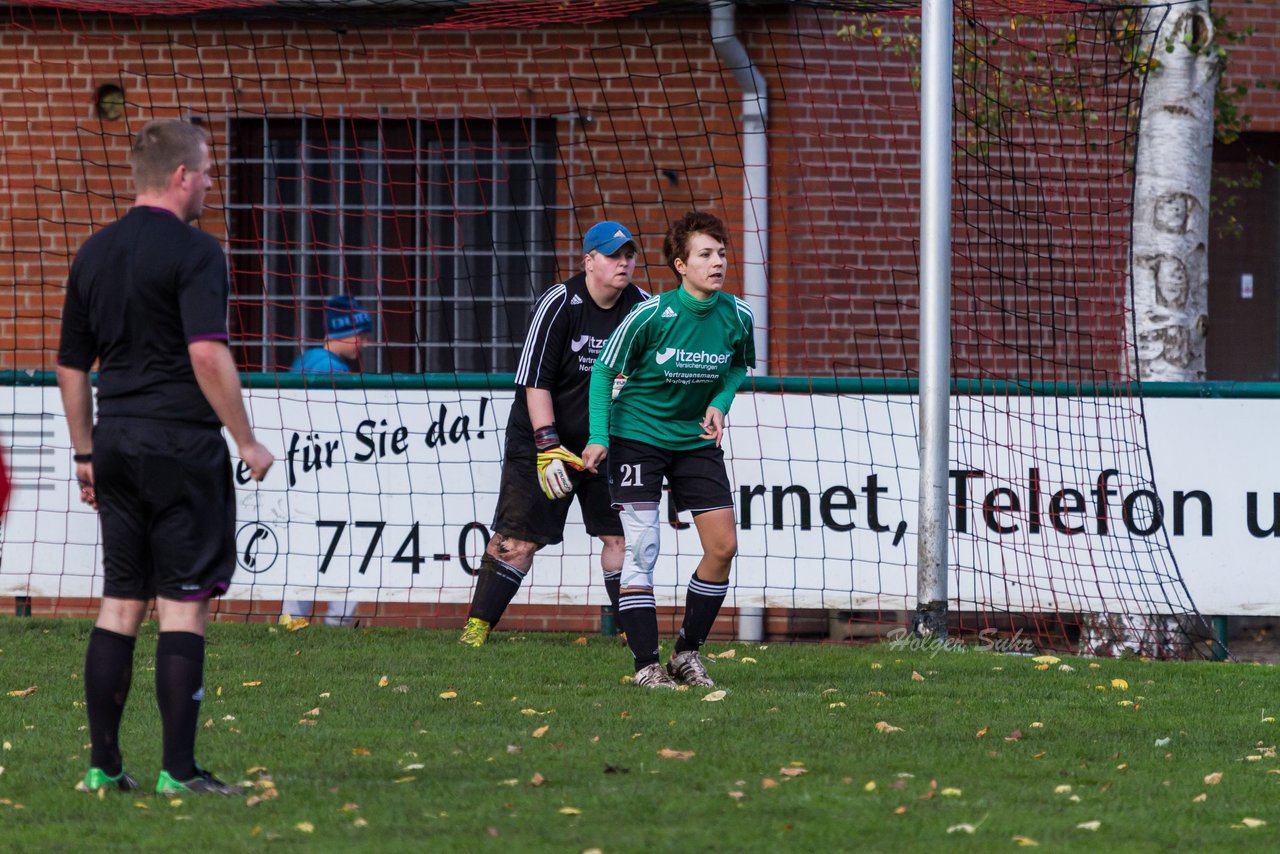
[571,334,608,373]
[656,347,730,384]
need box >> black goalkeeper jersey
[507,271,649,453]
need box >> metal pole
[710,0,769,643]
[911,0,953,640]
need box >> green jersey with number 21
[589,286,755,451]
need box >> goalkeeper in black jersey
[582,211,754,689]
[459,221,649,646]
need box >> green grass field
[1,618,1277,852]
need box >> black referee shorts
[491,431,622,546]
[93,417,236,601]
[607,436,733,515]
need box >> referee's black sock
[85,627,137,776]
[674,572,729,655]
[155,631,205,781]
[467,554,526,626]
[617,591,660,669]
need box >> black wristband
[73,453,93,463]
[533,424,560,452]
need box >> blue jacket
[289,348,351,374]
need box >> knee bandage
[619,503,661,589]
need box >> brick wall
[0,2,1192,383]
[1218,0,1280,132]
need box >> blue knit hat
[324,295,372,340]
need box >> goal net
[0,0,1212,654]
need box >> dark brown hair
[130,119,209,192]
[662,211,728,280]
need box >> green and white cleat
[458,617,492,647]
[77,767,140,793]
[155,768,243,796]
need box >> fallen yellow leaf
[718,649,737,659]
[532,725,550,738]
[393,776,416,783]
[875,721,903,733]
[1204,772,1223,785]
[1012,835,1039,846]
[573,637,587,646]
[703,690,727,702]
[1110,678,1129,691]
[296,821,314,833]
[352,747,371,756]
[558,807,581,815]
[1054,784,1072,794]
[439,691,458,700]
[6,686,36,698]
[728,790,745,800]
[864,781,877,792]
[658,748,695,760]
[241,681,262,688]
[911,671,925,681]
[1193,793,1208,803]
[1032,655,1060,664]
[1238,818,1266,829]
[941,788,962,797]
[1077,821,1101,831]
[378,676,389,688]
[779,767,807,777]
[530,772,546,787]
[947,824,976,834]
[975,727,989,738]
[761,778,779,789]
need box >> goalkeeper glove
[534,424,585,500]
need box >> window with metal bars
[225,116,558,374]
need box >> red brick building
[1,0,1271,634]
[6,0,1269,384]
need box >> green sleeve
[588,360,620,447]
[709,364,746,415]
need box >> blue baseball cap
[582,221,637,256]
[324,294,372,339]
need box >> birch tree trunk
[1129,1,1221,382]
[1087,1,1221,657]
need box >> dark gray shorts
[607,436,733,514]
[94,417,235,601]
[491,431,622,546]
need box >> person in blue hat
[459,220,650,647]
[289,294,372,374]
[283,294,372,625]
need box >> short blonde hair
[130,119,209,192]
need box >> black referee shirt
[509,271,649,453]
[57,206,230,427]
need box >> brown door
[1207,134,1280,381]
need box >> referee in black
[57,119,274,796]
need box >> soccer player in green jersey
[582,211,754,689]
